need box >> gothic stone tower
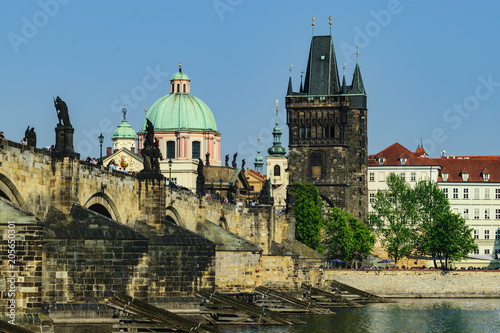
[286,35,368,221]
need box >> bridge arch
[84,192,121,222]
[0,172,26,209]
[166,206,182,226]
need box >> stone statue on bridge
[25,126,36,147]
[196,158,205,198]
[258,178,274,205]
[225,154,229,167]
[205,152,210,166]
[232,152,238,168]
[54,96,71,127]
[140,119,163,173]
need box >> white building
[369,143,500,268]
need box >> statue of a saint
[225,154,229,167]
[25,126,36,147]
[54,96,71,127]
[232,152,238,168]
[205,152,210,166]
[241,159,246,170]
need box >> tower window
[183,84,186,93]
[192,141,200,159]
[274,165,281,177]
[167,141,176,159]
[176,84,180,92]
[306,127,311,139]
[171,83,174,93]
[300,128,305,139]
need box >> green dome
[142,93,217,132]
[171,71,190,81]
[113,120,136,139]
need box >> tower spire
[267,99,286,157]
[287,65,294,95]
[342,63,347,94]
[349,46,366,95]
[300,71,304,92]
[254,134,264,173]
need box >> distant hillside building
[369,142,500,268]
[286,34,368,220]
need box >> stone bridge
[0,139,324,317]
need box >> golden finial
[312,17,315,36]
[179,59,182,72]
[289,64,293,73]
[356,45,359,61]
[276,99,279,111]
[329,16,332,35]
[343,63,346,76]
[144,99,147,113]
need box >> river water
[54,299,500,333]
[219,299,500,333]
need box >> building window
[443,188,449,199]
[473,229,479,239]
[474,188,480,199]
[485,249,490,255]
[306,127,311,138]
[411,172,416,182]
[183,84,186,93]
[484,229,490,240]
[176,84,180,92]
[167,141,176,159]
[369,193,375,204]
[274,165,281,177]
[192,141,200,159]
[473,249,479,255]
[167,177,177,183]
[452,188,459,199]
[473,208,480,220]
[463,208,469,220]
[496,229,500,240]
[400,172,406,181]
[378,158,385,166]
[484,173,490,181]
[400,157,407,165]
[485,208,490,219]
[496,189,500,199]
[369,172,375,182]
[442,173,449,181]
[462,173,469,181]
[463,188,469,199]
[496,209,500,219]
[300,128,305,139]
[485,188,491,200]
[171,83,174,93]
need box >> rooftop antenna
[311,17,315,36]
[329,16,332,35]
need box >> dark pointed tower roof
[268,101,287,157]
[303,35,341,95]
[349,60,366,95]
[287,76,293,95]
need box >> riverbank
[324,269,500,298]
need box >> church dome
[141,68,217,132]
[113,119,136,139]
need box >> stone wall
[324,269,500,297]
[0,198,43,314]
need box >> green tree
[292,182,324,253]
[368,173,417,266]
[420,213,478,269]
[412,179,452,266]
[324,207,375,268]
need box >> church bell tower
[286,22,368,221]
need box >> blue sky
[2,0,500,167]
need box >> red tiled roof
[371,143,500,182]
[246,169,266,179]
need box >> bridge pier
[137,176,166,229]
[50,156,80,215]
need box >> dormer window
[462,173,469,181]
[442,173,449,181]
[484,173,490,182]
[400,157,407,165]
[378,157,385,166]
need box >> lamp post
[168,159,173,183]
[98,133,104,166]
[219,178,223,202]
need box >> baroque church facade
[286,34,368,221]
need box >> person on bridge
[0,131,5,139]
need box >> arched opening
[274,165,281,177]
[166,206,182,226]
[84,192,120,222]
[0,190,10,201]
[88,203,112,218]
[218,217,228,230]
[165,215,177,224]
